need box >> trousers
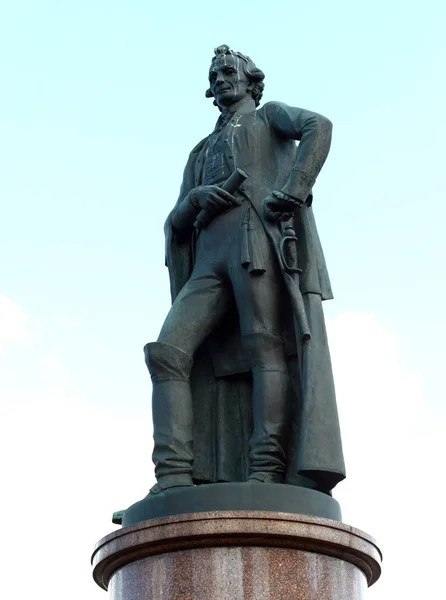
[146,206,292,487]
[159,204,286,348]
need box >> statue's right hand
[190,185,237,215]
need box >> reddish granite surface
[92,511,381,599]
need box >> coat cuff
[281,169,315,204]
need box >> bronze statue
[144,45,345,496]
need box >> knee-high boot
[242,333,291,483]
[144,342,194,490]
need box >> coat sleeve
[264,102,332,204]
[164,138,207,301]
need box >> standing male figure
[145,45,345,495]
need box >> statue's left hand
[264,192,300,222]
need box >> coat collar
[214,98,256,131]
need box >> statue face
[208,54,252,109]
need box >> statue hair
[205,44,265,107]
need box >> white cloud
[42,352,65,373]
[328,312,441,598]
[0,391,153,600]
[0,295,154,600]
[0,293,31,350]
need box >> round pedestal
[92,511,381,600]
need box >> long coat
[164,101,346,492]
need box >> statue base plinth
[92,511,381,599]
[119,482,341,526]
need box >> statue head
[205,45,265,109]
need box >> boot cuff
[144,342,194,381]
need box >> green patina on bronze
[117,46,346,523]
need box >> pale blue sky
[1,1,445,598]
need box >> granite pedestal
[92,490,381,600]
